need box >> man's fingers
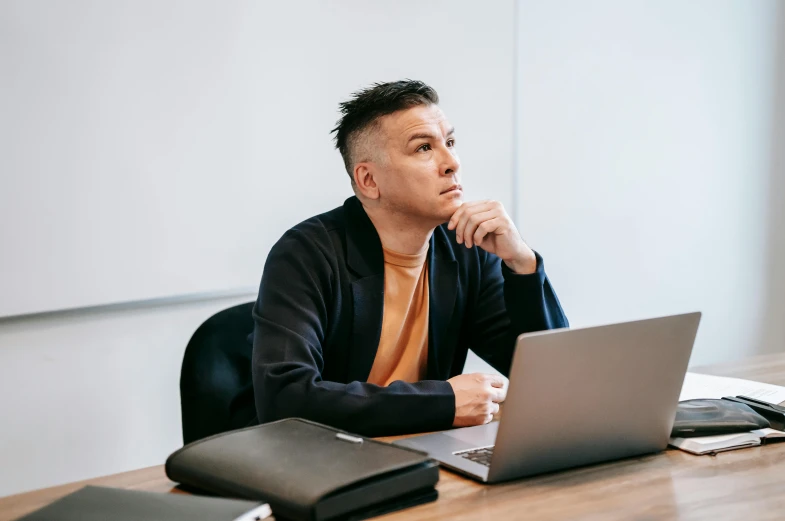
[453,204,489,242]
[483,384,506,403]
[487,374,508,388]
[455,205,498,246]
[472,217,502,247]
[448,200,489,230]
[462,210,497,247]
[449,201,495,236]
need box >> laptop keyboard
[454,445,495,467]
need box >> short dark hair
[331,79,440,179]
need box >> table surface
[3,353,785,521]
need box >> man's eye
[447,139,456,147]
[417,144,432,152]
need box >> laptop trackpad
[443,422,499,447]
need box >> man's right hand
[446,373,509,427]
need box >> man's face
[366,104,462,225]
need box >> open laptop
[394,312,701,483]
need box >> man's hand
[447,200,537,274]
[447,373,509,427]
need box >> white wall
[0,294,252,496]
[0,0,514,318]
[760,1,785,369]
[516,0,785,366]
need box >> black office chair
[179,301,259,445]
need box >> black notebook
[165,418,439,521]
[13,485,270,521]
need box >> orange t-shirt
[366,246,429,386]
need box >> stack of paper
[679,372,785,403]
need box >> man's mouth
[441,184,462,195]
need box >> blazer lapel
[427,228,459,379]
[348,276,384,381]
[343,197,386,382]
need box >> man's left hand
[447,200,537,274]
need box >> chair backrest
[179,301,257,445]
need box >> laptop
[394,312,701,483]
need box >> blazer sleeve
[466,250,569,376]
[252,229,455,437]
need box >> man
[252,80,567,437]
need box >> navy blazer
[252,196,568,436]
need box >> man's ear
[353,163,380,200]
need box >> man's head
[332,80,462,227]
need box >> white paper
[679,372,785,404]
[233,503,272,521]
[752,428,785,440]
[669,433,761,455]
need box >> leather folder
[671,399,770,437]
[722,395,785,430]
[165,418,439,521]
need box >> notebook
[669,428,785,455]
[13,485,271,521]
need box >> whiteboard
[0,0,514,317]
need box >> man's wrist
[503,248,537,275]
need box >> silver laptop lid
[488,312,701,482]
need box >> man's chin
[435,199,463,224]
[397,196,462,227]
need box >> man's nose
[439,146,460,176]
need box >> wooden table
[3,354,785,521]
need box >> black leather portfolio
[165,418,439,521]
[672,399,771,437]
[13,485,268,521]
